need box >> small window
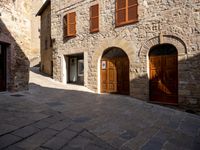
[90,4,99,33]
[63,12,76,37]
[116,0,138,27]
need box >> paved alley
[0,68,199,150]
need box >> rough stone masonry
[51,0,200,108]
[0,0,43,91]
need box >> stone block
[0,124,18,136]
[42,136,68,150]
[0,134,21,149]
[56,129,78,140]
[16,128,58,149]
[12,126,40,138]
[33,120,52,129]
[49,119,72,131]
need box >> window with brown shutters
[63,12,76,37]
[116,0,138,27]
[90,4,99,33]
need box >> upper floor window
[63,12,76,37]
[90,4,99,33]
[116,0,138,27]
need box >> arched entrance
[101,47,129,95]
[149,44,178,104]
[0,43,7,91]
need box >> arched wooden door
[101,48,129,95]
[149,44,178,104]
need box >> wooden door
[0,44,6,91]
[107,60,117,93]
[117,57,129,95]
[101,57,129,95]
[150,55,178,104]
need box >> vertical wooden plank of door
[163,55,178,104]
[107,60,117,93]
[150,56,163,101]
[116,58,123,94]
[101,60,107,93]
[122,57,129,95]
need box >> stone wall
[0,0,31,91]
[40,4,53,76]
[51,0,200,107]
[30,0,44,61]
[0,0,43,91]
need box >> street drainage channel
[10,94,24,97]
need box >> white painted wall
[62,55,69,84]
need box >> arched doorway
[149,44,178,104]
[0,43,7,91]
[101,47,129,95]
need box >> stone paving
[0,67,200,150]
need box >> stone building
[51,0,200,108]
[37,0,53,76]
[0,0,43,91]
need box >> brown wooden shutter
[90,4,99,33]
[116,0,126,26]
[116,0,138,26]
[127,0,138,22]
[67,12,76,36]
[63,15,68,37]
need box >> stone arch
[138,35,187,57]
[88,38,136,93]
[92,38,136,64]
[149,44,178,104]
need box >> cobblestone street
[0,68,199,150]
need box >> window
[90,4,99,33]
[116,0,138,27]
[63,12,76,37]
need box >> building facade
[51,0,200,107]
[37,0,53,76]
[0,0,43,91]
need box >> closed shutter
[90,4,99,33]
[63,12,76,37]
[67,12,76,36]
[128,0,138,22]
[116,0,126,26]
[63,15,68,36]
[116,0,138,26]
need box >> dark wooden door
[150,55,178,104]
[0,44,6,91]
[101,57,129,95]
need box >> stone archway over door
[149,44,178,104]
[101,48,129,95]
[0,44,7,91]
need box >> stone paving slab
[12,126,40,138]
[15,128,58,150]
[0,134,21,149]
[0,69,199,150]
